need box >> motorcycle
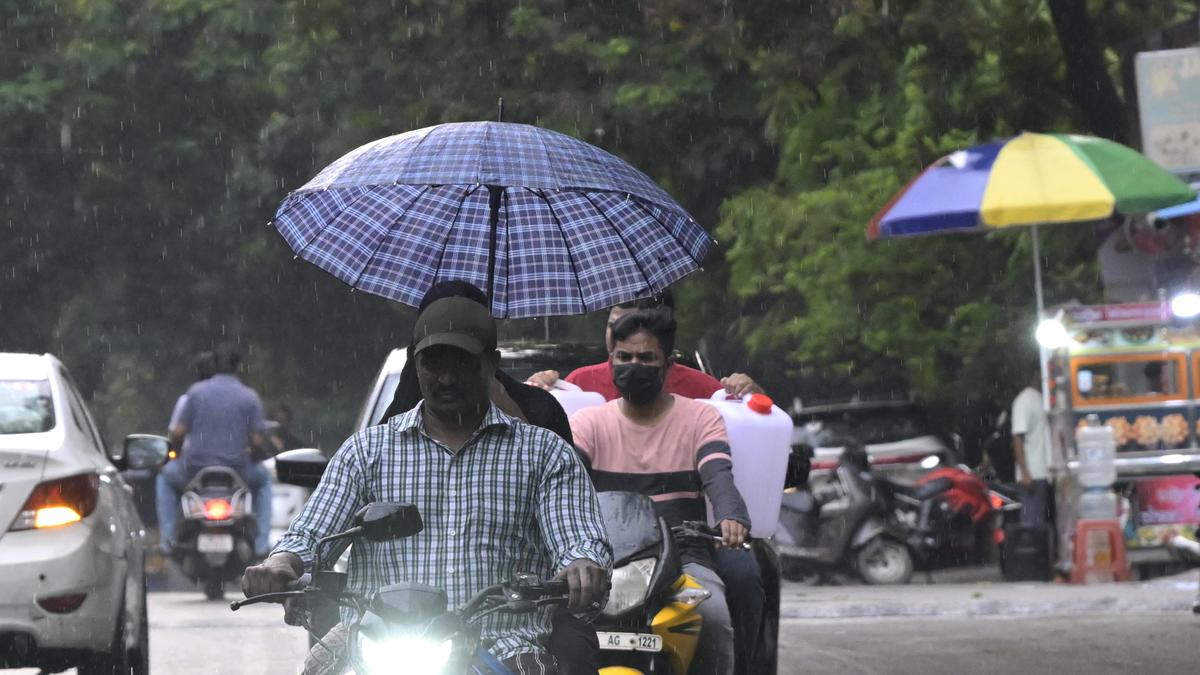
[775,445,915,585]
[595,490,769,674]
[881,466,1022,571]
[172,463,258,600]
[233,502,570,674]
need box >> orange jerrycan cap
[747,393,774,415]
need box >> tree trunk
[1047,0,1130,144]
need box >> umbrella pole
[486,185,503,311]
[1032,223,1045,316]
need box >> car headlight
[356,633,452,674]
[602,557,656,617]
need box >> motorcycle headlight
[356,633,452,674]
[602,557,656,617]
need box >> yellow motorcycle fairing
[597,573,707,675]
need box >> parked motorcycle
[173,463,259,600]
[776,444,915,585]
[882,466,1021,570]
[233,501,568,673]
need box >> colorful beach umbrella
[868,132,1196,311]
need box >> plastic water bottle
[699,390,794,538]
[1078,487,1117,519]
[1075,414,1116,489]
[547,385,606,419]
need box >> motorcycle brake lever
[229,589,305,611]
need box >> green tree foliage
[0,0,1194,449]
[713,0,1194,422]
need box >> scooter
[776,444,914,585]
[233,502,569,674]
[172,464,258,600]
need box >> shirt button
[446,565,456,574]
[448,489,458,497]
[448,529,457,536]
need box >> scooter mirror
[274,448,328,489]
[121,434,170,471]
[354,502,424,542]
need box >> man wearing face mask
[569,309,750,675]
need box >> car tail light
[204,499,232,521]
[9,474,100,531]
[37,593,88,614]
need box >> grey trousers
[1019,479,1053,528]
[683,562,734,675]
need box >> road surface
[12,592,1198,673]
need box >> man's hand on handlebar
[719,519,748,550]
[554,558,608,611]
[242,552,303,600]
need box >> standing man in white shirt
[1011,365,1053,527]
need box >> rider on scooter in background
[156,341,274,558]
[528,291,767,675]
[570,309,750,675]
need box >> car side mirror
[274,448,328,489]
[354,502,424,542]
[118,434,170,471]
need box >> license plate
[597,632,662,653]
[196,533,234,553]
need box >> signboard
[1136,47,1200,175]
[1063,301,1170,326]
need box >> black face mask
[612,363,664,405]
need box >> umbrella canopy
[868,132,1196,239]
[273,121,711,318]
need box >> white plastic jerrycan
[547,381,606,419]
[699,389,794,538]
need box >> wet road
[11,592,1198,673]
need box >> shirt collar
[391,401,516,436]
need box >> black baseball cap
[412,296,497,356]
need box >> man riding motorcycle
[243,294,612,673]
[158,342,273,558]
[569,308,750,674]
[528,292,766,674]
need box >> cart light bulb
[1170,291,1200,319]
[1035,318,1069,349]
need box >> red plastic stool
[1070,519,1131,584]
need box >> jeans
[156,460,273,556]
[711,548,764,675]
[683,562,734,675]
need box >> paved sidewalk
[780,571,1199,619]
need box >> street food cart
[1045,301,1200,572]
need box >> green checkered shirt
[274,403,612,661]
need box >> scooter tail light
[204,499,233,521]
[989,493,1005,510]
[9,474,100,531]
[994,527,1006,545]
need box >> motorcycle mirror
[354,502,424,542]
[274,448,328,489]
[120,434,170,471]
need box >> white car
[791,399,955,479]
[0,353,149,674]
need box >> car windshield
[0,379,55,434]
[794,405,931,447]
[499,344,610,383]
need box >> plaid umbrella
[273,121,711,318]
